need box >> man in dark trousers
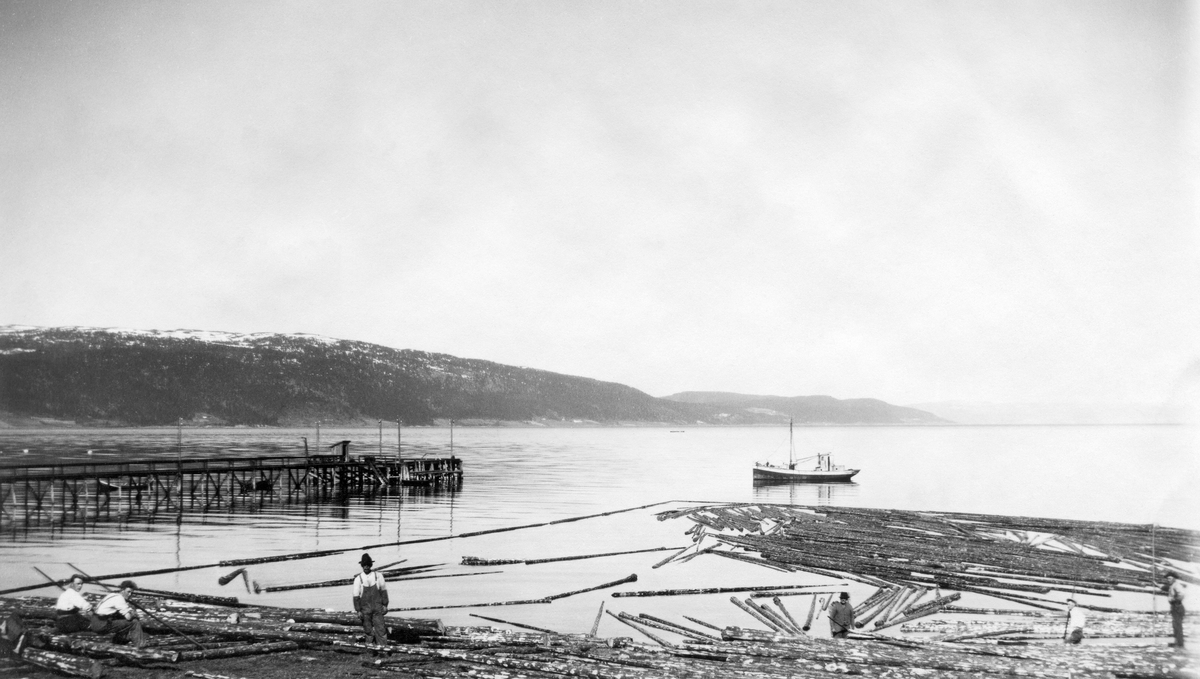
[1164,573,1187,648]
[828,591,855,639]
[353,553,389,647]
[54,575,94,633]
[91,580,146,647]
[1063,598,1086,644]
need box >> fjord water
[1,424,1195,631]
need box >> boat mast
[788,418,794,469]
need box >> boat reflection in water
[751,478,860,506]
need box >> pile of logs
[367,622,1194,679]
[0,594,443,677]
[656,503,1200,612]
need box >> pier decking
[0,453,462,525]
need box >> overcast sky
[2,0,1197,407]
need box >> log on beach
[41,634,181,663]
[287,611,445,636]
[176,640,299,661]
[19,646,106,678]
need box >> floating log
[388,571,503,584]
[589,602,604,637]
[636,614,720,641]
[651,546,690,569]
[612,583,838,598]
[177,640,299,661]
[136,588,240,607]
[856,586,905,628]
[461,556,523,566]
[747,598,800,635]
[604,610,672,647]
[616,612,705,642]
[730,597,789,635]
[546,574,637,601]
[773,596,805,634]
[940,627,1035,643]
[468,614,557,635]
[217,568,245,586]
[747,589,844,599]
[527,546,684,565]
[802,594,817,631]
[389,597,551,612]
[872,592,963,631]
[683,615,725,632]
[260,565,440,592]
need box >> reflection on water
[0,481,461,541]
[751,481,860,505]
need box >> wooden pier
[0,451,462,526]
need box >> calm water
[1,425,1196,633]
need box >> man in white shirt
[352,553,389,647]
[1063,598,1086,644]
[54,575,94,633]
[91,580,146,647]
[1164,574,1187,648]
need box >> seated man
[90,581,146,647]
[54,575,94,633]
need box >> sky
[2,0,1198,409]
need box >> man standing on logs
[352,553,389,648]
[1063,598,1086,644]
[1164,573,1186,648]
[91,580,146,647]
[828,592,855,639]
[54,575,94,633]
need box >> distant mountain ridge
[0,326,946,426]
[664,391,948,425]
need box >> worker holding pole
[91,581,147,647]
[1063,598,1086,644]
[828,592,855,639]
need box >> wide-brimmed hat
[360,553,373,567]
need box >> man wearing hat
[91,580,146,647]
[352,553,389,647]
[828,591,855,639]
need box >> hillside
[0,326,946,426]
[664,391,948,425]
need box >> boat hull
[752,466,859,483]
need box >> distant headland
[0,325,946,428]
